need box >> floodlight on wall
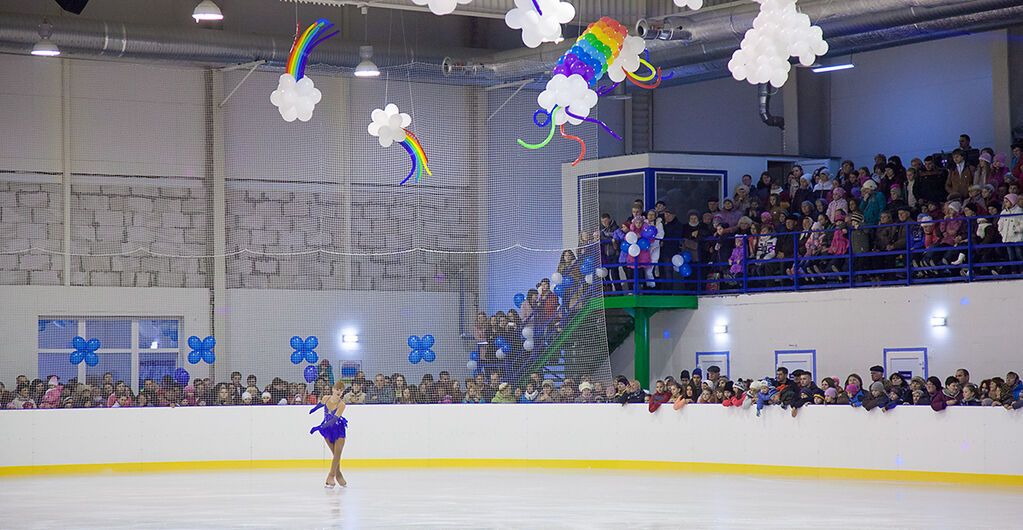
[31,20,60,57]
[192,0,224,22]
[713,324,728,334]
[342,334,359,344]
[354,45,380,78]
[930,316,947,327]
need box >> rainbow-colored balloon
[286,19,339,81]
[552,17,628,86]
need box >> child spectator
[491,383,516,403]
[960,384,982,406]
[343,380,366,404]
[862,382,891,411]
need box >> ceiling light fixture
[31,20,60,57]
[811,55,854,73]
[354,45,380,78]
[192,0,224,22]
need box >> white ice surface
[1,468,1021,529]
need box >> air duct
[0,11,483,71]
[758,84,784,130]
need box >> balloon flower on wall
[69,336,100,366]
[519,17,664,166]
[290,336,319,364]
[187,336,216,364]
[504,0,576,48]
[368,104,432,185]
[303,365,318,383]
[728,0,828,88]
[407,334,437,364]
[411,0,472,16]
[270,18,338,122]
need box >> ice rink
[2,468,1021,528]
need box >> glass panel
[139,352,179,389]
[655,172,723,219]
[85,352,132,387]
[84,319,132,349]
[138,319,180,350]
[595,173,645,224]
[38,353,79,385]
[38,319,79,349]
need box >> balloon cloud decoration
[504,0,576,49]
[290,336,319,365]
[368,104,432,185]
[69,336,101,366]
[728,0,828,88]
[519,17,664,166]
[187,335,216,364]
[407,334,437,364]
[270,19,338,122]
[672,0,704,9]
[411,0,472,16]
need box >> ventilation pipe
[635,17,693,42]
[758,84,784,130]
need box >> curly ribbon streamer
[559,124,586,166]
[533,108,553,128]
[563,108,623,141]
[531,0,543,15]
[628,58,658,82]
[518,106,559,149]
[596,81,622,97]
[398,141,419,186]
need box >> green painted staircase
[519,295,697,388]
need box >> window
[655,172,724,219]
[37,317,181,392]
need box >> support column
[992,29,1012,155]
[61,59,71,286]
[633,307,651,389]
[205,70,227,383]
[782,78,800,156]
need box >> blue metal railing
[599,213,1023,296]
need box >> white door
[696,352,729,379]
[775,350,816,377]
[885,348,928,379]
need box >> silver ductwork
[758,84,784,130]
[474,0,1023,80]
[636,17,693,42]
[0,11,483,70]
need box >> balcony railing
[599,213,1023,296]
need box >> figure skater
[309,380,348,487]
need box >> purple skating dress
[309,402,348,443]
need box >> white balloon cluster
[522,326,534,352]
[536,74,598,126]
[504,0,576,49]
[728,0,829,88]
[411,0,472,16]
[607,36,646,83]
[672,0,704,9]
[269,74,322,122]
[367,104,411,148]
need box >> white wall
[830,31,1001,167]
[2,405,1020,480]
[636,280,1023,384]
[225,289,469,384]
[652,77,784,154]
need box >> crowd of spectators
[8,363,1022,414]
[636,365,1023,416]
[598,135,1023,288]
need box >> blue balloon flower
[407,333,438,363]
[69,336,101,366]
[290,336,319,364]
[187,335,216,365]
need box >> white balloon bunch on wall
[504,0,576,48]
[728,0,829,88]
[672,0,704,10]
[269,74,322,122]
[411,0,472,16]
[536,74,598,126]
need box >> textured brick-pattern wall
[69,184,210,288]
[0,181,64,285]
